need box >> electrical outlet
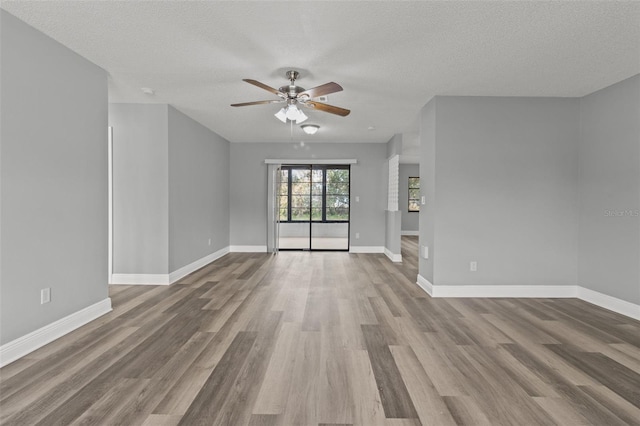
[355,232,360,239]
[421,245,429,259]
[355,196,360,202]
[208,238,211,246]
[470,261,477,272]
[41,288,51,304]
[421,196,426,205]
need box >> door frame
[277,164,351,252]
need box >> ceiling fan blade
[243,79,283,97]
[231,100,285,107]
[298,82,343,99]
[304,100,350,117]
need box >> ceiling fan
[231,70,350,123]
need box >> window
[408,177,420,212]
[278,166,350,222]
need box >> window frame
[408,176,420,212]
[278,165,350,223]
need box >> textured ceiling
[2,1,639,146]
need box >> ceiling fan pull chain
[290,118,293,141]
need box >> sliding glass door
[278,165,350,251]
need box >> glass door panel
[311,166,350,251]
[311,222,349,250]
[279,166,311,250]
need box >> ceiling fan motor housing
[281,70,305,98]
[280,84,305,98]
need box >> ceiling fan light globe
[296,110,308,124]
[275,108,287,123]
[285,105,300,120]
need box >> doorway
[277,165,350,251]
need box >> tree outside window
[408,177,420,212]
[278,166,350,222]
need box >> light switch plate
[41,288,51,304]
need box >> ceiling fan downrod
[281,70,304,98]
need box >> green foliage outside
[278,167,350,221]
[408,176,420,212]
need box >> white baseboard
[578,286,640,321]
[0,298,112,367]
[111,273,170,285]
[169,246,229,283]
[401,230,419,236]
[413,278,639,320]
[230,245,267,253]
[417,274,433,296]
[111,247,230,285]
[349,246,385,254]
[384,248,402,263]
[427,284,577,298]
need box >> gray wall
[400,164,420,232]
[578,75,640,304]
[230,143,387,248]
[109,104,169,274]
[419,99,437,283]
[1,11,109,344]
[168,106,230,271]
[420,96,580,287]
[109,104,231,276]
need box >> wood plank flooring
[1,236,639,425]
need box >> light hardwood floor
[1,236,639,425]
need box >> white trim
[349,246,385,254]
[387,155,399,211]
[230,245,267,253]
[265,159,357,165]
[401,230,419,236]
[384,248,402,263]
[417,274,434,296]
[429,285,577,298]
[111,248,231,285]
[110,274,170,285]
[107,126,113,284]
[168,246,230,283]
[577,287,640,321]
[0,298,112,367]
[412,281,640,320]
